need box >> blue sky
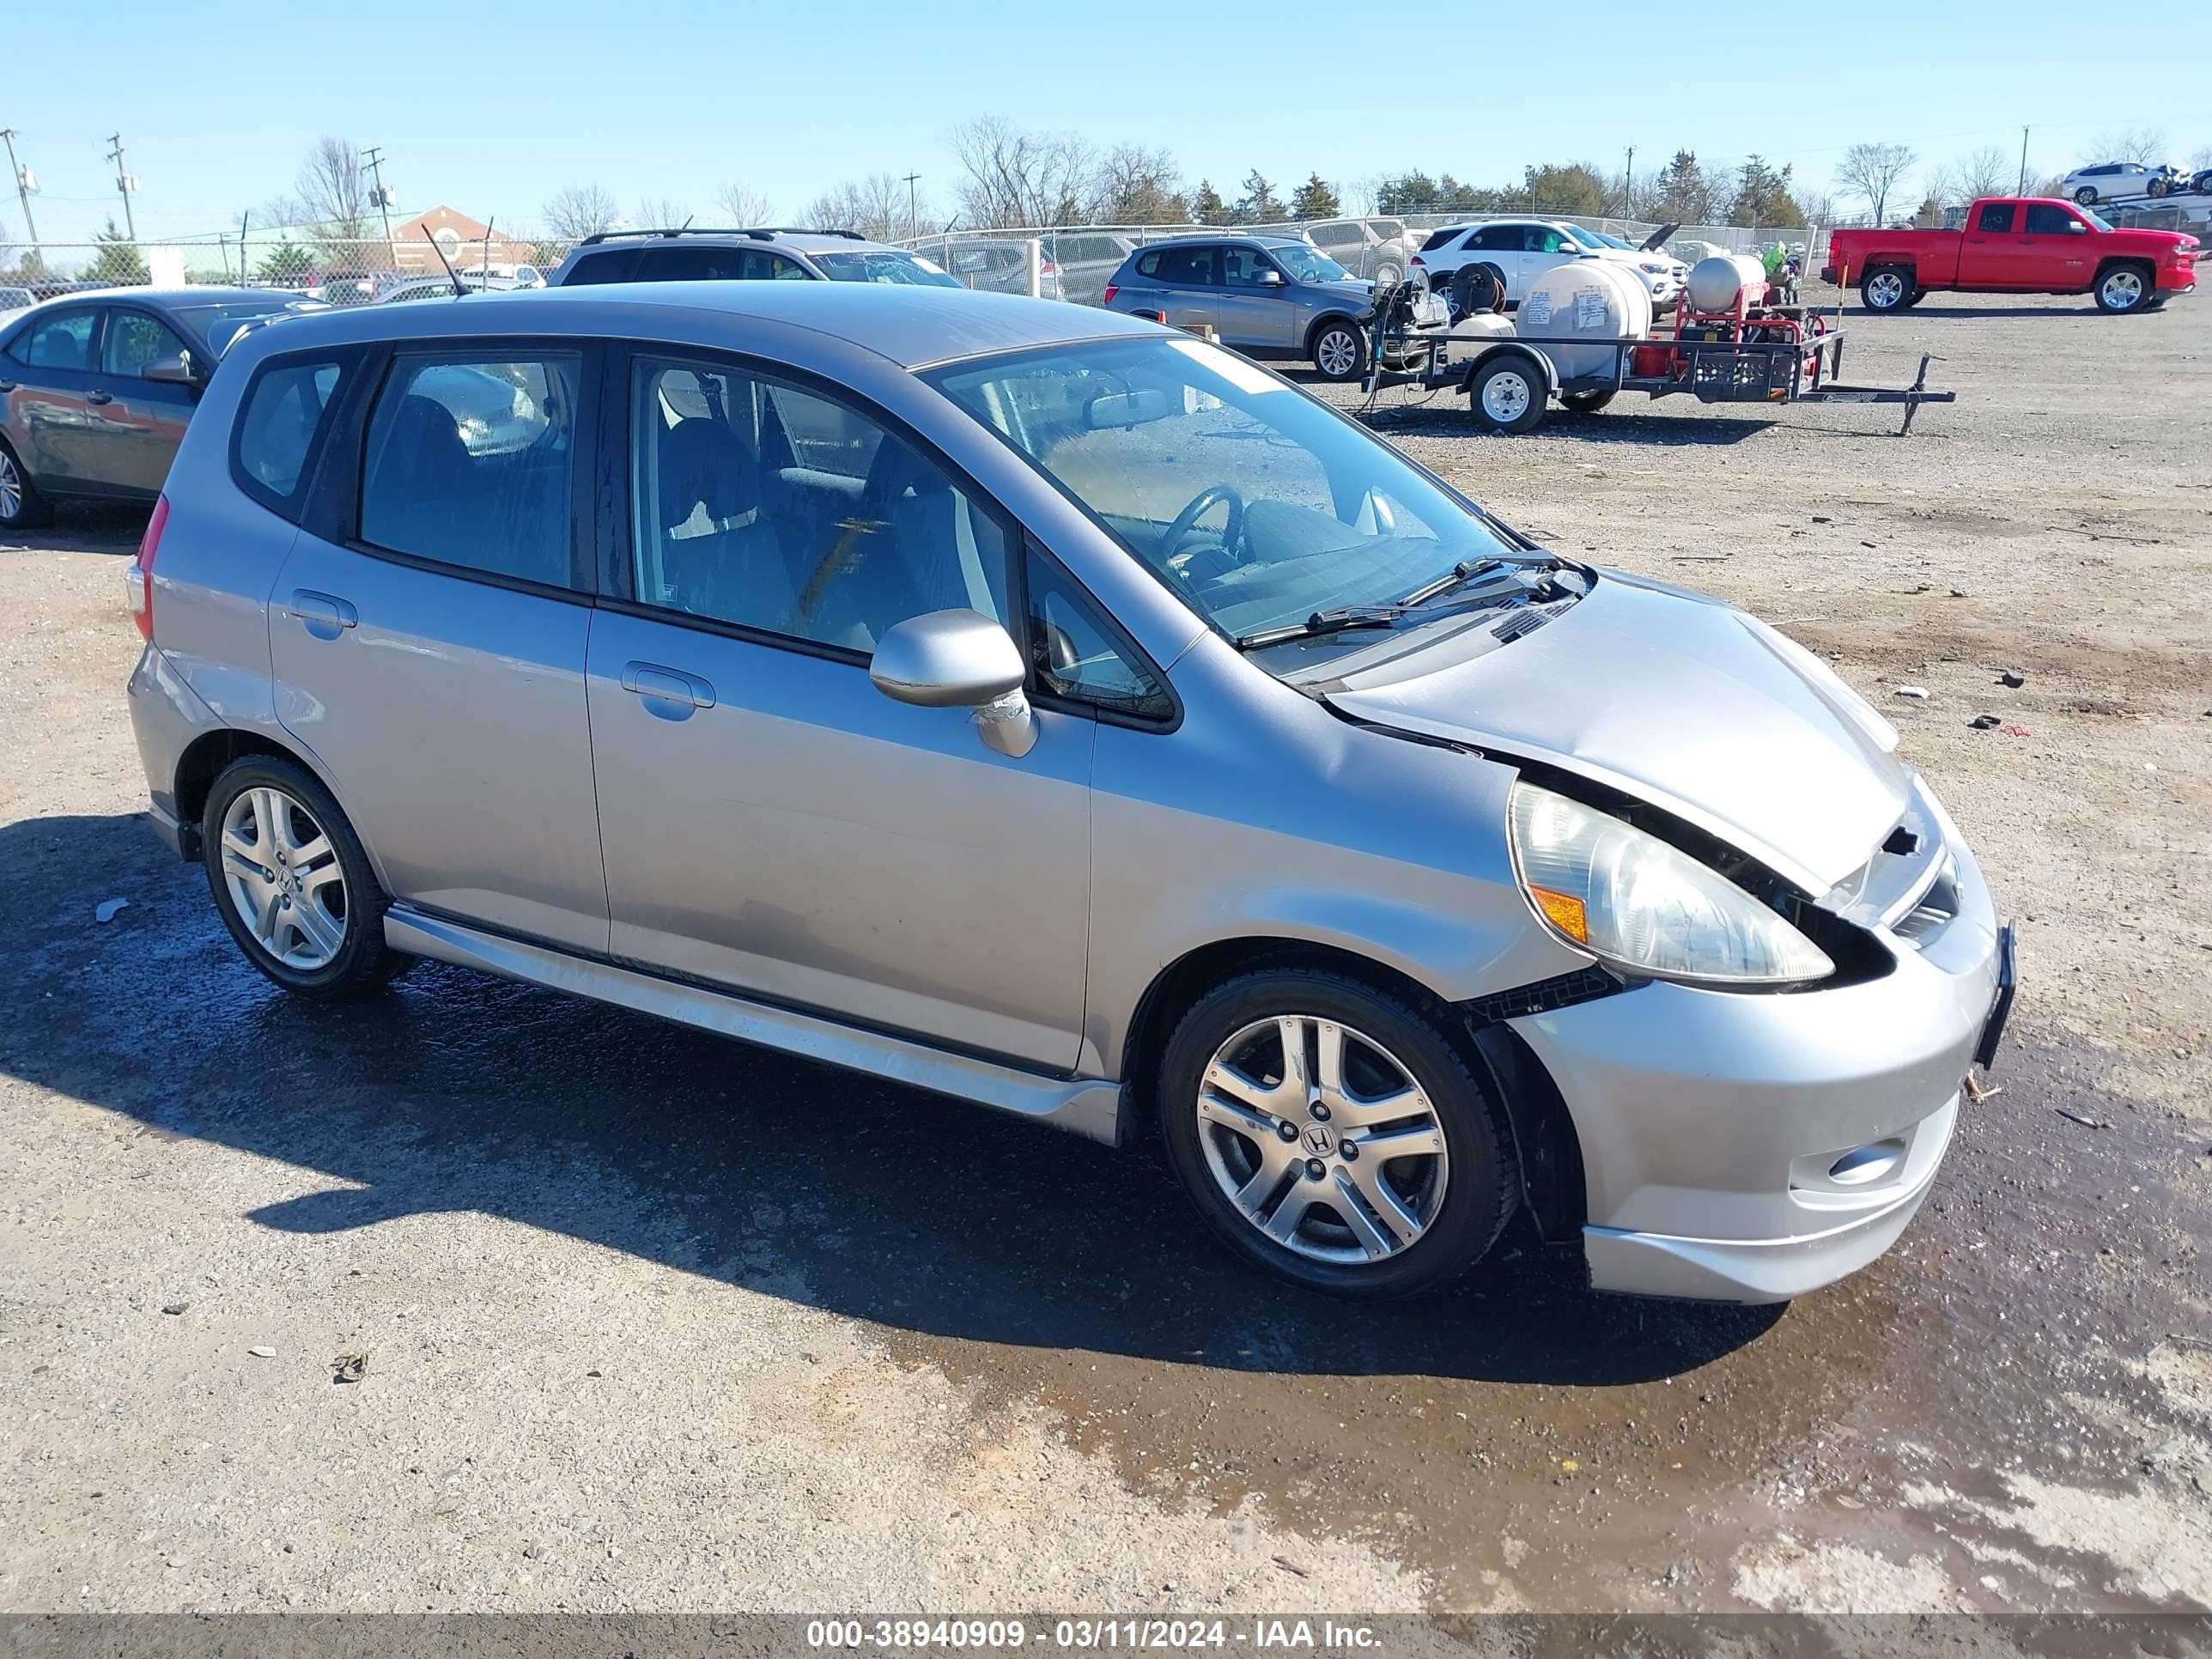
[5,0,2208,244]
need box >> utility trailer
[1359,289,1955,435]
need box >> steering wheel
[1159,483,1246,569]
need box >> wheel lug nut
[1309,1103,1330,1122]
[1340,1140,1359,1162]
[1276,1121,1298,1142]
[1304,1158,1327,1181]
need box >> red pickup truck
[1823,197,2200,315]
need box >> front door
[1216,246,1297,349]
[267,343,609,954]
[586,353,1094,1070]
[93,306,197,495]
[2019,202,2098,290]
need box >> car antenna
[421,220,464,297]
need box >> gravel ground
[0,288,2207,1617]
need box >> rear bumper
[126,641,222,860]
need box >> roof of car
[1128,233,1310,251]
[232,279,1161,371]
[568,228,912,258]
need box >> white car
[1410,219,1685,311]
[2061,161,2177,205]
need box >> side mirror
[869,610,1036,757]
[1259,268,1285,286]
[2067,220,2089,234]
[143,352,198,386]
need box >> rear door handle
[288,589,357,639]
[620,660,715,716]
[86,389,113,406]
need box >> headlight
[1508,783,1835,986]
[1638,260,1667,274]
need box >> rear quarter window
[230,351,357,520]
[561,249,638,285]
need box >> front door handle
[620,660,715,718]
[288,589,358,640]
[87,389,113,406]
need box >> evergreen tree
[1188,179,1230,225]
[1729,156,1805,228]
[258,239,313,282]
[1289,173,1341,221]
[1652,151,1717,223]
[1235,171,1285,224]
[86,218,149,285]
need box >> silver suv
[125,282,2013,1304]
[548,227,961,289]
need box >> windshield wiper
[1233,605,1405,651]
[1399,556,1540,608]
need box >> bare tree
[949,115,1095,228]
[542,185,621,241]
[1798,189,1838,227]
[1835,143,1917,225]
[1932,145,2012,208]
[1088,143,1185,224]
[713,182,774,228]
[633,197,691,231]
[800,174,913,242]
[2090,128,2168,165]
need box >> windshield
[1593,232,1632,249]
[2078,205,2115,231]
[1557,224,1607,251]
[811,250,961,288]
[1267,243,1353,283]
[927,336,1527,653]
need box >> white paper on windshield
[1169,334,1288,396]
[1522,293,1553,328]
[1576,289,1607,330]
[911,256,947,275]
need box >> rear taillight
[1409,254,1425,267]
[129,494,169,642]
[1041,258,1058,273]
[1101,283,1117,305]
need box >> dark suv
[548,228,963,289]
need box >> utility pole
[902,172,921,241]
[1624,146,1635,216]
[2017,126,2030,196]
[362,145,396,246]
[0,129,38,249]
[105,132,138,240]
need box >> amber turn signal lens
[1530,886,1589,943]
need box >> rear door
[1149,245,1221,332]
[93,305,196,495]
[267,338,610,954]
[1958,200,2021,285]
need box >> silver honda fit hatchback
[124,282,2014,1304]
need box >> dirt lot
[1,288,2208,1618]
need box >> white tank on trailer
[1685,252,1769,313]
[1513,258,1650,380]
[1442,308,1516,368]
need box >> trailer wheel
[1861,269,1911,312]
[2094,263,2154,313]
[1468,356,1547,434]
[1559,389,1615,414]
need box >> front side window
[234,358,347,511]
[630,356,1008,653]
[928,336,1517,658]
[101,311,188,377]
[359,353,579,586]
[1267,243,1351,283]
[1222,246,1279,286]
[2023,204,2081,235]
[1976,203,2017,234]
[15,309,96,370]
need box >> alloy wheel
[1194,1014,1450,1266]
[0,451,21,521]
[1481,369,1533,422]
[1316,330,1358,378]
[2101,269,2145,310]
[220,786,349,969]
[1866,271,1906,309]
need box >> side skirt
[383,906,1128,1147]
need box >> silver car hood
[1323,574,1911,893]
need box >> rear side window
[2023,204,2079,235]
[1135,251,1161,277]
[561,249,637,285]
[358,353,580,587]
[1468,226,1516,252]
[1154,246,1220,285]
[636,244,805,281]
[1975,203,2017,234]
[233,355,351,516]
[12,309,96,369]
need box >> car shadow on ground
[0,500,150,556]
[3,811,1782,1386]
[1351,399,1779,447]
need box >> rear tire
[1559,389,1616,414]
[2074,186,2099,206]
[0,438,53,531]
[1157,968,1518,1300]
[1861,268,1911,312]
[202,756,401,1000]
[2094,263,2154,313]
[1468,353,1547,433]
[2148,177,2169,198]
[1308,317,1369,383]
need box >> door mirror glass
[1259,268,1285,286]
[870,610,1025,708]
[142,352,197,386]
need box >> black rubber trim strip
[1457,964,1637,1025]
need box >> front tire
[1308,318,1369,382]
[0,439,54,531]
[2075,186,2100,206]
[2094,263,2153,313]
[1157,969,1518,1299]
[202,756,401,1000]
[1559,389,1616,414]
[2148,177,2169,198]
